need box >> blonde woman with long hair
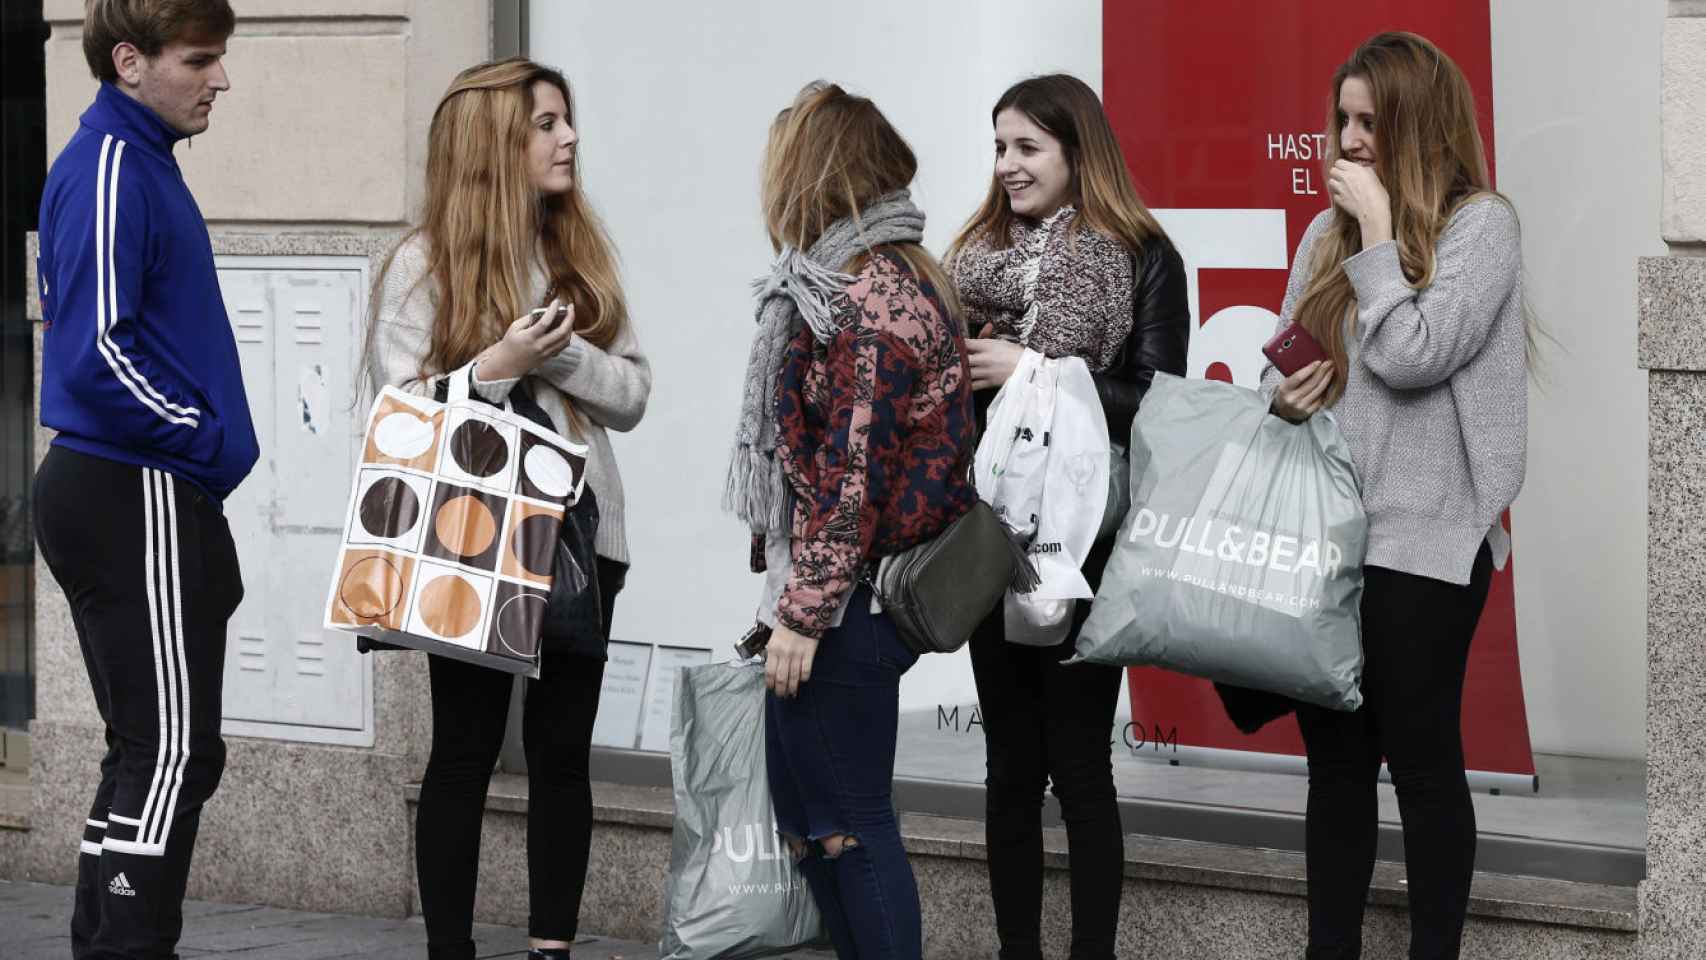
[945,73,1189,960]
[726,82,976,959]
[366,58,650,960]
[1262,32,1527,959]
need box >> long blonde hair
[1295,32,1514,404]
[372,57,628,381]
[947,73,1165,261]
[761,82,959,320]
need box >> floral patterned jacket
[771,251,978,639]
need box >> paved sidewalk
[0,878,725,959]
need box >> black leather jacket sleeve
[1094,235,1191,443]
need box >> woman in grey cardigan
[1264,32,1527,960]
[366,59,650,960]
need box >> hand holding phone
[1262,321,1327,378]
[480,299,576,380]
[529,303,570,331]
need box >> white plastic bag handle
[444,360,512,412]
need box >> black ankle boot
[427,941,475,960]
[527,950,571,960]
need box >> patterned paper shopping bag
[323,365,588,677]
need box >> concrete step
[0,765,28,831]
[399,777,1638,960]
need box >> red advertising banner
[1104,1,1536,777]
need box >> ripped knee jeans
[766,585,921,960]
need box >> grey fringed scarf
[724,190,926,536]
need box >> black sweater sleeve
[1093,236,1192,443]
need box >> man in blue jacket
[34,2,255,956]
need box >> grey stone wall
[1638,4,1706,957]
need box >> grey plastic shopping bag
[660,662,827,959]
[1072,374,1367,710]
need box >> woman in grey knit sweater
[365,59,650,960]
[1262,33,1528,960]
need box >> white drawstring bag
[975,349,1050,543]
[975,350,1109,646]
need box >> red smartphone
[1262,321,1328,377]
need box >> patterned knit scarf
[952,207,1136,372]
[723,190,926,535]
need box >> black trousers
[1296,545,1493,960]
[968,537,1123,960]
[415,558,625,959]
[35,447,244,960]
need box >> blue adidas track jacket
[37,83,258,502]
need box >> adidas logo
[108,873,136,897]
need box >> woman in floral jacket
[723,81,976,959]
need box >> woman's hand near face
[965,324,1025,391]
[477,299,576,381]
[1271,359,1335,423]
[1327,159,1393,248]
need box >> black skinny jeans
[968,537,1123,960]
[1296,545,1493,960]
[415,557,626,960]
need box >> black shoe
[427,942,475,960]
[527,950,571,960]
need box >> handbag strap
[505,380,555,434]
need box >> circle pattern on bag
[361,394,445,474]
[517,432,583,503]
[493,591,548,657]
[450,419,508,478]
[512,514,558,578]
[420,482,507,572]
[434,494,496,558]
[373,411,436,460]
[338,555,407,619]
[418,574,481,639]
[497,499,562,586]
[523,445,572,499]
[359,477,421,539]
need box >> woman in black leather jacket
[946,74,1189,960]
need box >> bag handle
[444,360,512,412]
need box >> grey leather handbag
[871,501,1039,655]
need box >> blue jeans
[766,586,921,960]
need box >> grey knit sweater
[1260,199,1527,586]
[368,234,652,564]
